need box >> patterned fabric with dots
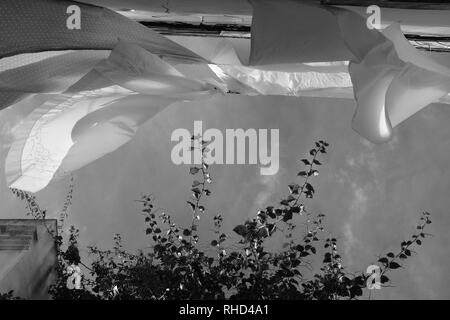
[0,50,109,110]
[0,0,205,64]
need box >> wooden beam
[321,0,450,10]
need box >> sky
[1,94,450,299]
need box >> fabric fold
[4,40,222,192]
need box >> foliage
[0,291,22,300]
[5,140,432,300]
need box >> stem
[189,144,207,244]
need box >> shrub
[8,140,432,300]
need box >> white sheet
[5,41,222,192]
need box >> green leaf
[183,229,191,236]
[378,257,389,264]
[350,286,363,298]
[292,206,301,214]
[283,210,293,222]
[388,262,401,269]
[189,167,200,175]
[300,159,310,165]
[300,251,309,257]
[267,210,276,219]
[211,240,218,246]
[291,259,301,268]
[257,228,268,238]
[287,195,296,202]
[288,184,300,194]
[257,210,267,220]
[387,252,395,258]
[233,225,248,237]
[305,183,315,194]
[187,201,196,211]
[380,275,389,284]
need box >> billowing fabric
[0,51,108,93]
[94,41,220,98]
[249,0,355,65]
[168,36,246,66]
[168,36,353,97]
[337,16,450,142]
[0,0,208,111]
[3,0,450,193]
[5,40,222,192]
[218,64,352,96]
[0,50,109,110]
[249,0,450,143]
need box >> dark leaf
[350,286,363,298]
[189,167,200,175]
[233,225,248,237]
[257,228,268,238]
[283,210,293,222]
[300,159,310,165]
[187,201,196,211]
[300,251,309,257]
[288,184,300,194]
[388,262,401,269]
[378,257,389,264]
